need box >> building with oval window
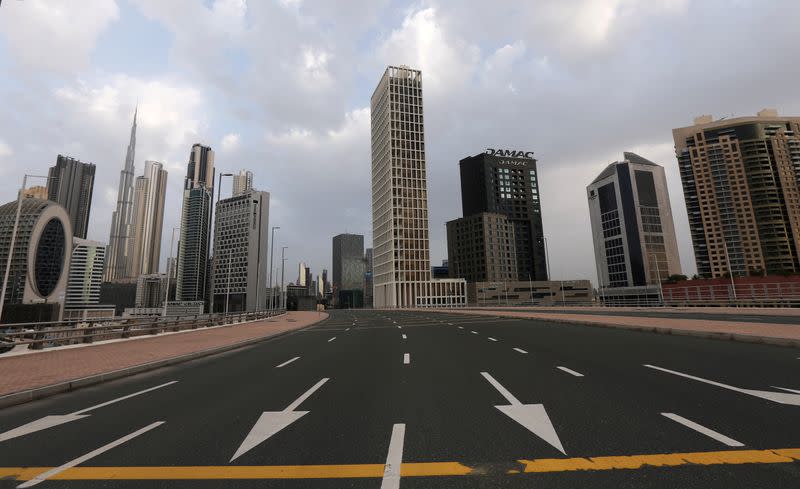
[0,198,72,323]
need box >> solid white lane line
[774,386,800,394]
[380,424,406,489]
[488,337,498,342]
[480,372,521,405]
[284,378,330,412]
[328,336,336,342]
[401,334,407,340]
[644,364,800,406]
[661,413,744,447]
[18,421,164,488]
[275,356,300,368]
[557,366,584,377]
[403,353,410,365]
[513,348,528,354]
[72,381,178,415]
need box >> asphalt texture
[0,310,798,488]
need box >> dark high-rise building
[674,110,800,277]
[332,233,365,292]
[176,144,215,308]
[47,155,96,239]
[458,150,548,281]
[447,212,517,283]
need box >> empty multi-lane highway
[0,310,798,488]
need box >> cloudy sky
[2,0,800,285]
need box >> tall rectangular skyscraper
[66,238,105,307]
[177,144,215,306]
[458,150,547,281]
[674,110,800,278]
[211,189,269,312]
[332,233,365,292]
[370,65,466,308]
[587,152,681,288]
[47,154,96,239]
[232,170,253,196]
[127,160,167,277]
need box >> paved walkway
[0,312,327,398]
[429,308,800,345]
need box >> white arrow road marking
[18,421,164,488]
[230,378,329,462]
[275,357,300,368]
[0,381,177,443]
[556,366,584,377]
[644,364,800,406]
[661,413,743,447]
[380,424,405,489]
[480,372,565,454]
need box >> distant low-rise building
[469,280,592,306]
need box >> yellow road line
[0,448,796,481]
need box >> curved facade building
[0,198,72,315]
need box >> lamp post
[163,226,180,317]
[210,172,233,314]
[280,246,287,311]
[650,253,663,307]
[1,174,52,323]
[267,226,280,313]
[723,241,737,304]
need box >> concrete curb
[430,309,800,349]
[0,313,327,410]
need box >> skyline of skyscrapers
[47,155,96,240]
[674,110,800,278]
[105,107,138,282]
[587,152,682,289]
[127,160,167,278]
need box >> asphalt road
[0,310,798,488]
[499,307,800,325]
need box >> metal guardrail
[0,309,286,353]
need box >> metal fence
[0,309,286,353]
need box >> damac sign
[486,148,535,159]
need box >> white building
[370,65,466,308]
[66,238,105,307]
[587,152,681,289]
[211,189,270,312]
[232,170,253,196]
[127,160,167,277]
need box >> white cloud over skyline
[1,0,800,284]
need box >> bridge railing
[0,309,286,353]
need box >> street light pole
[210,172,234,315]
[280,246,287,311]
[163,226,179,317]
[1,174,51,323]
[267,226,280,313]
[651,253,663,307]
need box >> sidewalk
[430,309,800,347]
[0,311,327,406]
